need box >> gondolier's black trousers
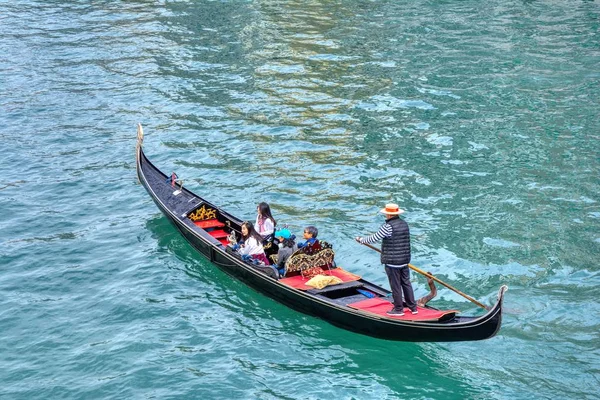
[385,265,416,311]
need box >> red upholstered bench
[194,219,225,229]
[279,267,361,290]
[208,229,228,239]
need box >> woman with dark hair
[255,202,276,239]
[273,228,297,276]
[232,221,269,265]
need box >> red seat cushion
[279,267,361,290]
[207,229,228,239]
[194,219,225,229]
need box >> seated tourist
[230,221,269,265]
[273,228,297,277]
[284,230,335,278]
[255,202,276,240]
[297,225,319,249]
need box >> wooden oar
[359,242,490,310]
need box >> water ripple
[1,0,599,399]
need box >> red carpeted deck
[279,268,361,290]
[348,297,457,322]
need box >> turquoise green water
[1,0,599,398]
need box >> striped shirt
[359,223,407,268]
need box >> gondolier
[356,203,417,316]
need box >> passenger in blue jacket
[356,203,417,317]
[297,225,319,249]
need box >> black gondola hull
[136,131,506,342]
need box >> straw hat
[380,203,405,215]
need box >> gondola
[135,125,507,342]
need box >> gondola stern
[479,284,508,340]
